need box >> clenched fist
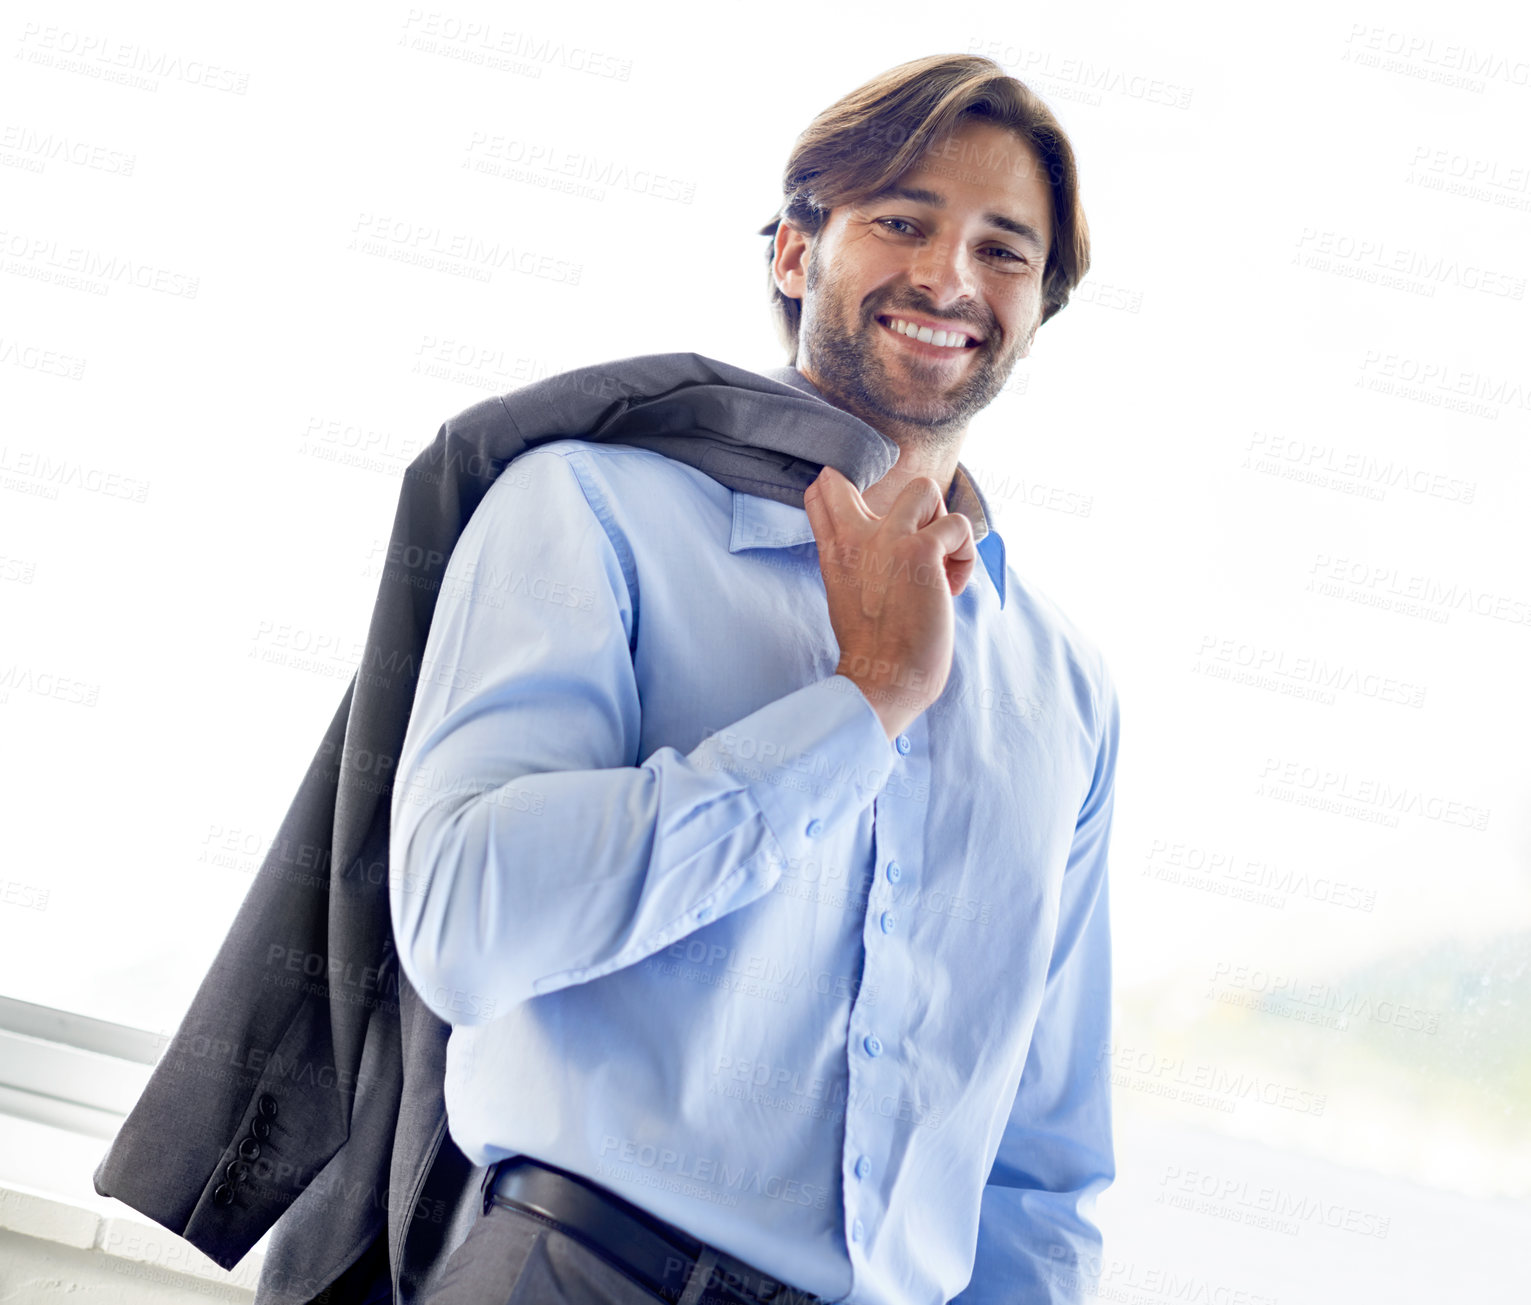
[803,464,976,741]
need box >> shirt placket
[839,712,928,1269]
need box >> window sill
[0,995,267,1300]
[0,1179,260,1301]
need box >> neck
[785,360,966,516]
[859,432,962,517]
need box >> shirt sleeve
[953,663,1120,1304]
[389,446,893,1027]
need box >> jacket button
[257,1094,278,1118]
[251,1116,271,1140]
[238,1137,262,1161]
[225,1161,250,1183]
[213,1183,235,1206]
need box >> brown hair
[760,54,1090,361]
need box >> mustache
[864,294,996,341]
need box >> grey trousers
[421,1199,724,1305]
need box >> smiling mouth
[875,314,984,352]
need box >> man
[391,53,1117,1305]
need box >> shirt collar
[732,365,1008,608]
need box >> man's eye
[877,217,919,235]
[985,247,1026,264]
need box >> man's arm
[389,445,893,1025]
[953,664,1120,1304]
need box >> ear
[772,220,810,302]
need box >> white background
[2,0,1528,1299]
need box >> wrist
[837,666,921,741]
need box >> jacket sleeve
[389,446,892,1026]
[953,665,1120,1304]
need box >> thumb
[807,464,873,525]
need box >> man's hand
[803,464,976,741]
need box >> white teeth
[887,317,972,348]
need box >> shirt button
[895,734,911,755]
[885,860,902,884]
[851,1218,865,1243]
[863,1035,882,1058]
[694,905,713,923]
[880,911,896,935]
[806,818,824,838]
[854,1155,871,1181]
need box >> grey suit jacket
[92,353,897,1304]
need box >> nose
[908,234,978,309]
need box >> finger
[882,476,947,537]
[921,510,976,564]
[945,548,976,595]
[930,512,976,595]
[805,464,874,533]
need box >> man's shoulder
[510,437,728,499]
[484,438,733,555]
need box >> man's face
[775,119,1054,436]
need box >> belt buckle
[479,1159,500,1215]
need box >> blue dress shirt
[390,372,1120,1304]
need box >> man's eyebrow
[859,184,1048,255]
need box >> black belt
[482,1157,831,1305]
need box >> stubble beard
[797,257,1035,446]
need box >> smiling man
[774,119,1053,512]
[393,53,1117,1305]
